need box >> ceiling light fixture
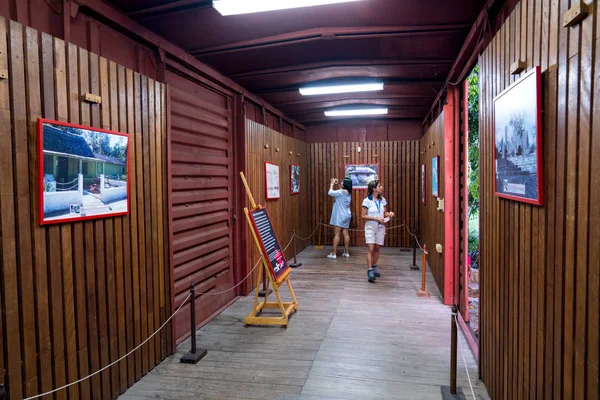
[213,0,364,16]
[324,108,388,117]
[299,82,384,96]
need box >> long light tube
[299,82,384,96]
[213,0,364,16]
[324,108,388,117]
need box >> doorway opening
[461,65,480,345]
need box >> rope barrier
[293,224,321,241]
[321,222,407,232]
[23,291,193,400]
[453,312,477,400]
[22,255,266,400]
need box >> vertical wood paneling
[0,18,169,400]
[420,115,445,292]
[479,0,599,398]
[307,140,419,250]
[245,120,309,293]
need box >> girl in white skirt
[362,179,394,282]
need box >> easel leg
[286,279,298,311]
[272,285,289,327]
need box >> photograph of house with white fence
[39,120,129,224]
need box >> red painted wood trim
[443,87,456,306]
[458,310,479,361]
[453,87,461,305]
[461,80,470,322]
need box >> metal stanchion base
[258,289,273,297]
[440,386,466,399]
[410,264,420,271]
[180,348,207,364]
[289,262,302,268]
[417,289,431,297]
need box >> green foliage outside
[467,65,480,219]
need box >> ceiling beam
[289,105,431,116]
[189,24,472,56]
[73,0,305,130]
[128,0,212,20]
[422,0,512,125]
[229,58,455,78]
[279,98,434,113]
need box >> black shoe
[372,265,381,277]
[368,268,376,282]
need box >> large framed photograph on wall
[493,66,543,205]
[344,164,379,190]
[38,118,130,225]
[265,161,280,199]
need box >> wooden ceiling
[107,0,487,124]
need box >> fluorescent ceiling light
[325,108,388,117]
[299,82,384,96]
[213,0,364,16]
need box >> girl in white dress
[327,177,352,259]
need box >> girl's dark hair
[367,180,381,199]
[342,177,352,194]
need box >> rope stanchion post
[450,305,458,394]
[180,282,207,364]
[410,224,420,270]
[417,244,430,297]
[289,229,302,268]
[314,219,324,250]
[0,384,6,399]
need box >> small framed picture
[290,164,300,195]
[264,161,280,200]
[421,163,426,204]
[431,155,439,198]
[344,163,380,190]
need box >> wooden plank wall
[419,113,446,294]
[308,141,420,249]
[245,119,310,294]
[479,0,599,398]
[0,18,169,399]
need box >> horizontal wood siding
[479,0,599,398]
[420,113,445,295]
[167,69,237,344]
[0,17,169,400]
[308,141,420,249]
[245,119,309,294]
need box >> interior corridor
[120,247,489,400]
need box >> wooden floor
[120,247,491,400]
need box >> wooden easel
[240,172,298,327]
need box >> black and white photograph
[493,66,543,205]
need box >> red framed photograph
[344,163,380,190]
[290,164,300,195]
[421,163,426,205]
[264,161,280,200]
[493,66,543,205]
[38,118,130,225]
